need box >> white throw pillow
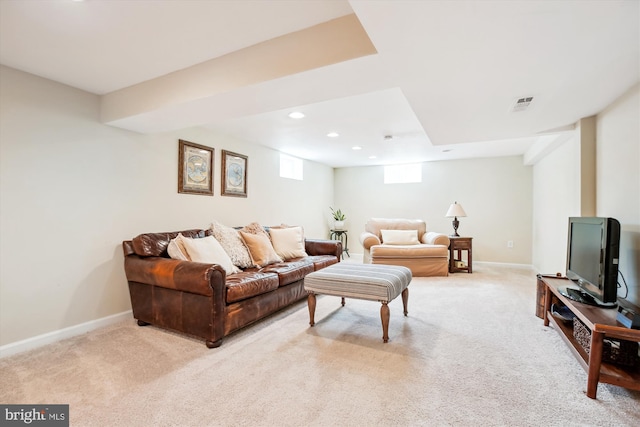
[181,235,240,275]
[381,229,419,245]
[167,233,191,261]
[269,226,307,260]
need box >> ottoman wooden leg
[308,293,316,326]
[341,297,346,306]
[381,302,390,343]
[402,288,409,316]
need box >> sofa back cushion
[365,218,426,241]
[131,229,209,257]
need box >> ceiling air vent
[511,96,534,112]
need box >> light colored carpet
[1,263,639,426]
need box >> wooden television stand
[540,276,640,399]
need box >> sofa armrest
[422,232,450,247]
[123,254,226,297]
[305,239,342,258]
[360,232,381,249]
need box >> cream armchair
[359,218,450,277]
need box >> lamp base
[451,217,460,237]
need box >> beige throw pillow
[239,231,282,267]
[181,235,240,275]
[269,226,307,260]
[240,222,271,240]
[381,229,419,245]
[210,220,253,268]
[167,233,191,261]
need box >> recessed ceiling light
[327,132,340,138]
[288,112,305,119]
[368,155,377,159]
[352,146,362,150]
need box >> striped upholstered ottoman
[303,263,412,343]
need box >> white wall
[532,84,640,306]
[531,136,581,274]
[0,66,334,348]
[2,62,635,350]
[596,84,640,305]
[333,156,533,264]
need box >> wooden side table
[449,236,472,273]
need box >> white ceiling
[1,0,638,168]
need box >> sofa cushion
[181,235,241,275]
[303,255,340,271]
[260,260,315,286]
[269,226,308,260]
[239,231,283,267]
[225,271,280,303]
[370,244,448,258]
[381,229,419,245]
[210,220,253,268]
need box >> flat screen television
[562,217,620,308]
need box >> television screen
[565,217,619,307]
[567,222,602,290]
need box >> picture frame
[221,150,248,197]
[178,139,214,196]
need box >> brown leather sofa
[122,228,341,348]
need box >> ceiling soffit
[100,14,376,128]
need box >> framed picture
[178,139,214,196]
[221,150,248,197]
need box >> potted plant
[330,207,346,230]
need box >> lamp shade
[446,202,467,218]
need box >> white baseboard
[343,255,532,270]
[474,261,534,270]
[0,310,132,359]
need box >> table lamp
[445,201,467,237]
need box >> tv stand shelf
[541,277,640,399]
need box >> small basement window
[280,154,303,180]
[384,163,422,184]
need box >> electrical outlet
[507,240,514,248]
